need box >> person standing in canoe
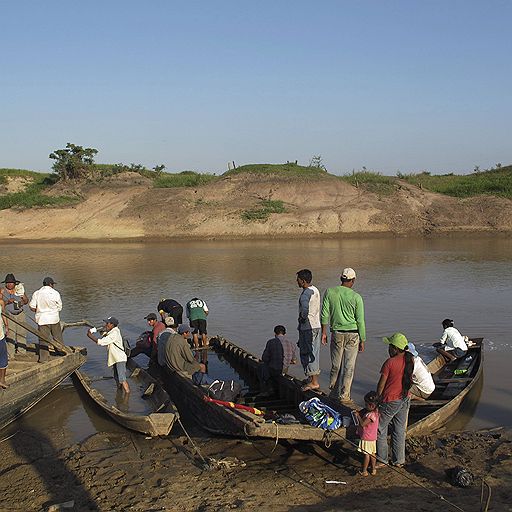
[29,277,63,363]
[1,273,29,356]
[296,269,322,392]
[186,297,209,348]
[87,317,130,394]
[321,267,366,402]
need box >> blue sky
[1,1,511,174]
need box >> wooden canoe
[73,358,179,437]
[407,337,484,436]
[0,341,87,431]
[157,336,354,441]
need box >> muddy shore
[1,422,510,512]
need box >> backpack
[135,331,152,349]
[207,380,242,402]
[114,338,131,357]
[299,397,342,430]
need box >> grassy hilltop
[1,162,512,211]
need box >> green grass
[0,169,76,210]
[401,165,512,198]
[241,199,286,221]
[340,170,397,195]
[224,162,330,179]
[154,171,217,188]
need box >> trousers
[329,331,360,400]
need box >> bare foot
[301,383,320,392]
[358,470,369,477]
[370,468,377,475]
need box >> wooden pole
[1,311,70,354]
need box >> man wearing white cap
[321,267,365,402]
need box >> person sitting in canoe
[86,316,130,394]
[129,313,165,361]
[434,319,468,362]
[163,324,206,377]
[156,316,177,366]
[407,343,435,400]
[258,325,297,396]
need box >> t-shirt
[380,353,406,403]
[358,409,379,441]
[412,356,435,395]
[96,326,127,367]
[186,298,209,322]
[151,321,165,347]
[321,286,366,341]
[298,285,321,331]
[440,327,468,352]
[0,304,5,339]
[157,328,175,366]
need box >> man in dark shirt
[259,325,296,395]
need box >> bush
[340,170,396,195]
[154,172,217,188]
[224,163,330,179]
[401,166,512,198]
[241,200,286,221]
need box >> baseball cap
[177,324,192,335]
[407,342,419,357]
[341,268,356,280]
[383,332,409,351]
[103,316,119,326]
[164,316,175,327]
[43,276,56,286]
[144,313,157,321]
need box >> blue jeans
[377,397,411,465]
[298,328,321,376]
[329,331,360,400]
[113,361,127,384]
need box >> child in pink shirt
[354,391,380,476]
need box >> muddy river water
[2,236,511,440]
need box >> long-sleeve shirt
[440,327,468,351]
[96,326,127,367]
[298,286,321,331]
[321,285,366,341]
[29,285,62,325]
[164,333,201,376]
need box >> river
[2,235,511,440]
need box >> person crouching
[87,316,130,394]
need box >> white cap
[342,268,356,280]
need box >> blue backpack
[299,397,342,430]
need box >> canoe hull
[0,348,86,431]
[74,360,179,437]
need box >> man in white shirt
[87,316,130,393]
[29,276,63,363]
[407,343,435,400]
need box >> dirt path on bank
[1,172,512,240]
[1,424,510,511]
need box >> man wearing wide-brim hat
[0,273,29,356]
[29,277,63,363]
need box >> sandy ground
[1,172,512,240]
[1,423,510,512]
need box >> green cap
[383,332,409,350]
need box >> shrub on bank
[241,200,286,221]
[340,170,397,195]
[401,166,512,198]
[224,163,330,179]
[154,171,217,188]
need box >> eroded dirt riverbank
[1,424,510,511]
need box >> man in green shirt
[321,267,366,402]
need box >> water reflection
[2,235,512,435]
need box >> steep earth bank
[1,172,511,241]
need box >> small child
[354,391,379,476]
[436,319,468,362]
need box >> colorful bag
[299,397,342,430]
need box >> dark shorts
[190,319,207,335]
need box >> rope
[480,479,491,512]
[329,429,467,512]
[175,417,211,469]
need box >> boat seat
[439,352,478,399]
